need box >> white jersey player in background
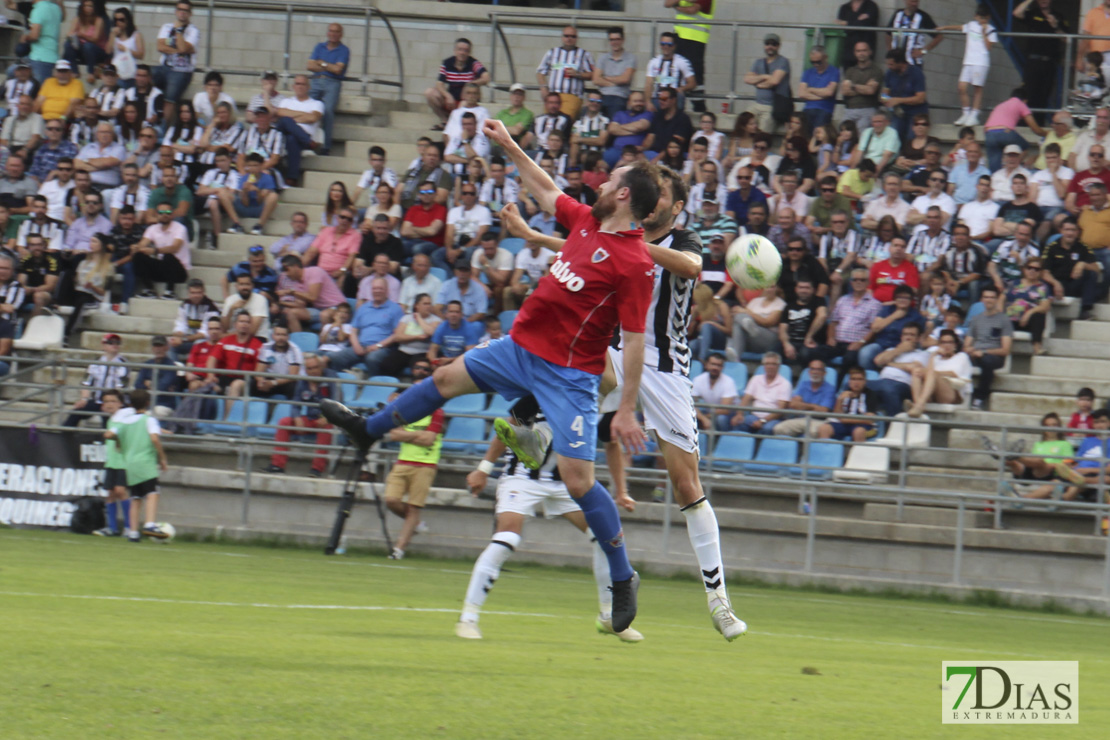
[457,397,643,642]
[501,168,746,640]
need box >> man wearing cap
[21,0,63,86]
[743,33,791,134]
[495,84,535,146]
[593,26,638,119]
[692,199,737,247]
[991,146,1034,203]
[222,244,279,301]
[699,233,732,297]
[4,64,41,119]
[123,65,165,128]
[400,178,448,263]
[94,65,126,120]
[33,60,85,122]
[0,94,44,154]
[134,335,183,414]
[426,37,489,131]
[63,332,128,427]
[308,23,351,155]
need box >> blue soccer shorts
[464,336,599,460]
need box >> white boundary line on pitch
[6,534,1107,629]
[0,590,560,619]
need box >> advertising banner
[0,427,107,529]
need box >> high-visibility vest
[397,415,444,466]
[674,0,713,45]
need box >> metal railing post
[205,0,215,70]
[996,424,1009,525]
[489,14,498,102]
[1063,35,1075,105]
[952,496,965,584]
[363,7,372,97]
[242,443,253,526]
[282,4,293,81]
[728,23,739,114]
[895,417,908,520]
[803,488,817,573]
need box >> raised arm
[482,118,563,214]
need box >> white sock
[681,497,725,593]
[591,534,612,619]
[460,531,521,623]
[961,107,970,116]
[144,521,155,528]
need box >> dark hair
[204,71,224,86]
[1011,86,1028,101]
[885,49,904,62]
[819,175,838,188]
[368,145,386,158]
[951,223,969,235]
[607,26,624,38]
[427,141,445,158]
[324,181,353,221]
[455,37,472,47]
[461,112,476,122]
[977,174,992,184]
[731,111,757,138]
[582,151,602,172]
[101,389,124,403]
[187,277,205,289]
[1044,142,1061,156]
[858,158,877,174]
[706,352,726,364]
[658,165,688,214]
[114,7,137,37]
[661,31,678,44]
[620,162,664,222]
[31,194,46,205]
[1078,387,1096,400]
[118,205,136,216]
[980,284,1000,298]
[130,389,151,412]
[1093,409,1110,421]
[946,305,965,320]
[446,300,464,310]
[1011,173,1027,184]
[847,366,867,378]
[485,315,501,326]
[489,155,506,168]
[938,328,958,343]
[901,322,922,336]
[245,152,264,164]
[893,284,915,299]
[281,254,304,269]
[136,63,152,75]
[691,135,709,149]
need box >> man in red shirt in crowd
[324,117,662,634]
[1065,144,1110,215]
[184,317,224,391]
[869,236,920,303]
[206,310,265,418]
[400,179,448,263]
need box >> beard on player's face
[590,188,619,221]
[641,198,674,231]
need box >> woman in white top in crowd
[318,302,356,358]
[107,7,144,89]
[191,71,237,125]
[378,293,443,377]
[724,111,759,168]
[65,232,114,333]
[731,285,785,357]
[907,329,973,417]
[322,181,354,230]
[361,182,402,233]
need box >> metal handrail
[488,11,1110,114]
[122,0,404,99]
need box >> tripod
[324,447,392,555]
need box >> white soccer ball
[156,522,175,543]
[725,234,783,290]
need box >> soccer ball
[156,522,175,543]
[725,234,782,290]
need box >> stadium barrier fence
[1,351,1108,596]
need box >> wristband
[477,459,495,474]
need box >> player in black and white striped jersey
[456,396,643,643]
[536,25,595,120]
[498,167,748,641]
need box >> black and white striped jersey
[646,54,695,97]
[643,229,701,376]
[16,217,65,251]
[906,228,951,269]
[242,125,285,160]
[537,46,595,96]
[199,122,245,165]
[0,279,25,320]
[503,395,560,483]
[817,230,862,264]
[81,354,129,402]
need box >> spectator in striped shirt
[0,253,24,376]
[536,25,595,120]
[64,332,129,427]
[644,32,696,112]
[239,107,285,182]
[426,38,489,130]
[521,93,571,153]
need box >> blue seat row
[708,433,844,479]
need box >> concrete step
[864,502,994,528]
[948,409,1042,427]
[303,154,366,175]
[987,392,1083,418]
[385,110,443,130]
[1095,304,1110,321]
[993,373,1110,399]
[332,126,420,146]
[218,89,374,116]
[1042,337,1110,360]
[125,297,180,319]
[1068,320,1110,342]
[302,170,362,192]
[272,186,324,206]
[905,465,998,494]
[947,428,1047,455]
[191,247,254,269]
[83,313,175,336]
[1030,355,1110,381]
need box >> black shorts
[130,478,159,499]
[104,468,128,489]
[0,318,15,340]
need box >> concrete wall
[106,1,1027,115]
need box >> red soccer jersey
[869,259,920,303]
[209,335,265,377]
[1069,412,1095,431]
[511,195,655,374]
[186,340,216,371]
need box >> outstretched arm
[501,201,566,251]
[483,118,563,214]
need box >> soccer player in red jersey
[323,117,662,632]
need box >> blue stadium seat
[788,441,844,480]
[754,363,792,384]
[794,367,837,394]
[739,352,764,363]
[710,433,756,472]
[698,432,711,469]
[440,416,488,455]
[289,332,318,353]
[350,383,393,409]
[742,438,798,477]
[498,310,518,330]
[337,372,360,403]
[202,401,269,436]
[444,395,486,415]
[499,237,525,256]
[254,402,294,439]
[480,395,514,419]
[429,267,448,282]
[689,359,703,378]
[723,361,748,389]
[964,301,985,328]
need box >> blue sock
[105,501,118,532]
[576,482,633,582]
[364,379,447,438]
[122,501,132,530]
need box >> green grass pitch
[1,528,1106,739]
